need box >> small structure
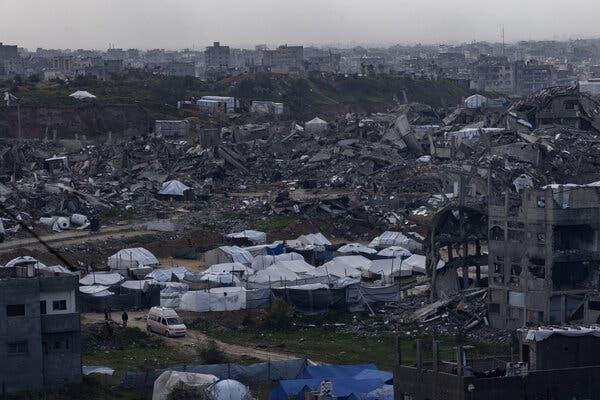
[107,247,159,271]
[69,90,96,99]
[157,180,194,201]
[154,120,189,138]
[198,96,235,113]
[305,117,328,133]
[204,246,253,267]
[250,101,284,115]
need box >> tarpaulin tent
[158,180,191,196]
[79,272,124,286]
[271,260,314,274]
[146,266,189,282]
[69,90,96,99]
[368,258,412,280]
[305,117,328,133]
[179,287,246,312]
[108,247,159,270]
[308,262,362,279]
[297,364,378,379]
[271,378,384,400]
[337,243,377,255]
[204,246,253,267]
[377,246,412,259]
[369,231,422,251]
[251,252,304,271]
[204,262,254,277]
[152,371,217,400]
[464,94,489,109]
[403,254,445,274]
[272,286,347,314]
[206,379,253,400]
[79,285,111,296]
[248,265,299,285]
[297,233,331,246]
[224,230,267,245]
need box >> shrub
[265,298,293,330]
[198,340,228,364]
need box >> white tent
[305,117,328,133]
[4,256,47,269]
[251,252,305,271]
[308,262,362,279]
[248,265,299,284]
[79,272,124,286]
[337,243,377,254]
[179,287,246,312]
[297,233,331,246]
[107,247,159,270]
[464,94,488,109]
[79,285,111,296]
[204,262,254,276]
[146,266,190,282]
[152,371,218,400]
[330,255,372,275]
[69,90,96,99]
[272,260,314,274]
[403,254,445,274]
[369,231,421,251]
[204,246,253,267]
[377,246,412,259]
[224,230,267,245]
[369,258,413,280]
[158,180,191,196]
[121,280,151,291]
[206,379,253,400]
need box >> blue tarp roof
[353,369,393,384]
[271,378,384,400]
[296,364,378,379]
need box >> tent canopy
[206,379,252,400]
[249,265,300,284]
[108,247,159,270]
[337,243,377,254]
[224,230,266,245]
[79,272,124,286]
[158,180,191,196]
[205,262,253,275]
[251,252,304,271]
[69,90,96,99]
[377,246,412,259]
[272,260,314,274]
[152,371,218,400]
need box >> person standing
[122,310,129,327]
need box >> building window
[52,300,67,311]
[8,341,28,355]
[40,300,47,315]
[54,341,61,350]
[6,304,25,317]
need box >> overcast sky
[2,0,600,50]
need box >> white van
[146,307,187,337]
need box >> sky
[2,0,600,50]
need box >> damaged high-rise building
[488,184,600,329]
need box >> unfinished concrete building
[488,184,600,329]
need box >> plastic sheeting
[249,265,299,284]
[158,180,191,196]
[121,280,151,292]
[120,359,313,389]
[108,247,159,270]
[83,366,115,376]
[146,266,189,282]
[224,230,267,245]
[206,379,252,400]
[377,246,412,259]
[69,90,96,99]
[79,285,111,295]
[179,287,246,312]
[337,243,377,254]
[79,273,124,286]
[369,258,412,279]
[152,371,218,400]
[205,263,254,276]
[304,117,328,133]
[523,326,600,342]
[251,252,304,271]
[272,287,347,315]
[272,378,384,400]
[205,246,253,267]
[272,260,314,274]
[297,233,331,246]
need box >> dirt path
[82,311,297,362]
[0,223,152,253]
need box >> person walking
[122,310,129,328]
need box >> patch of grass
[122,234,159,245]
[253,215,297,232]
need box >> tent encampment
[69,90,96,99]
[108,247,159,270]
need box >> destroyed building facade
[0,266,82,392]
[488,185,600,329]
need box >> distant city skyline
[2,0,600,50]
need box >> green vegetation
[197,339,228,364]
[0,72,476,120]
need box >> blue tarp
[271,378,384,400]
[296,364,378,379]
[353,369,393,384]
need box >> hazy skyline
[2,0,600,50]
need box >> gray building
[262,45,305,74]
[488,185,600,329]
[205,42,230,80]
[0,266,81,393]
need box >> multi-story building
[514,60,557,95]
[262,45,304,74]
[205,42,230,80]
[470,55,515,94]
[0,43,18,61]
[49,56,73,74]
[0,264,81,393]
[488,184,600,329]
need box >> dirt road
[0,223,152,252]
[82,311,297,362]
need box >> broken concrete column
[432,340,440,372]
[395,336,402,366]
[415,339,423,370]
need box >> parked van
[146,307,187,337]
